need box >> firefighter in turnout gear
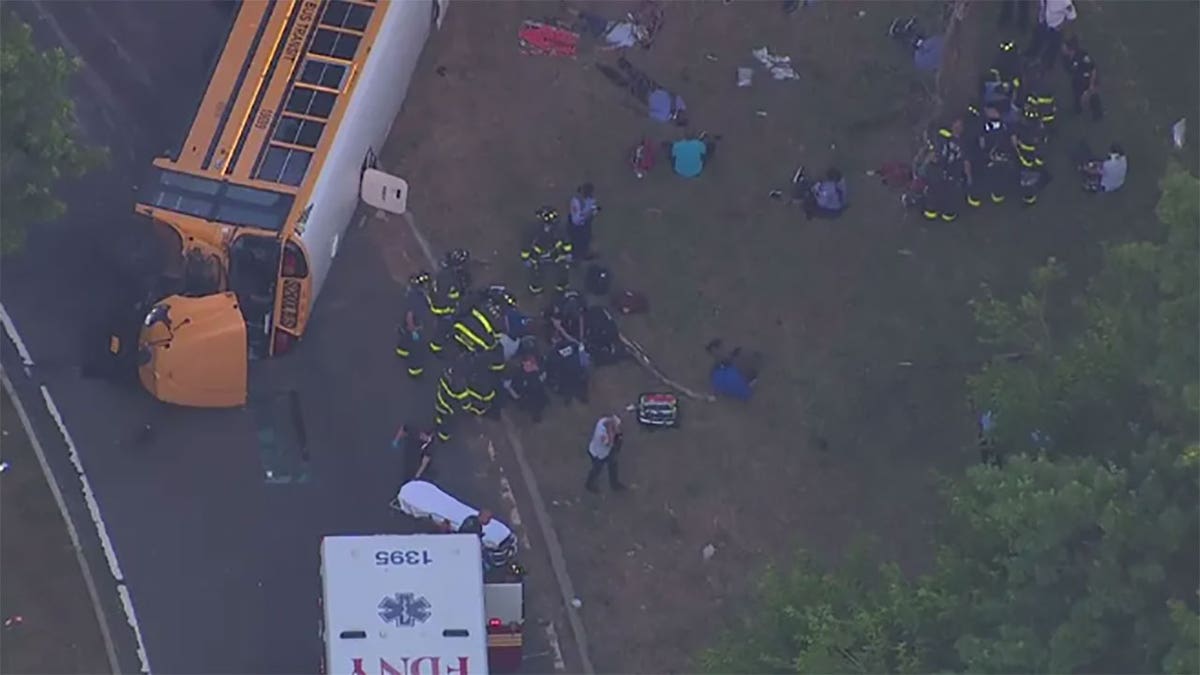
[426,268,462,358]
[520,207,573,295]
[922,120,965,222]
[433,358,472,442]
[453,303,506,373]
[396,271,432,378]
[990,40,1022,93]
[1021,69,1057,132]
[980,111,1015,204]
[463,354,498,417]
[1014,107,1051,206]
[1013,106,1046,172]
[963,104,987,209]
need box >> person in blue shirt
[790,166,848,219]
[671,133,715,178]
[706,339,761,401]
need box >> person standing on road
[396,271,432,378]
[395,424,436,481]
[568,183,600,260]
[586,414,626,493]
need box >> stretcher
[393,480,518,568]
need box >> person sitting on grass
[1075,141,1126,193]
[669,132,717,178]
[706,339,761,402]
[791,166,849,219]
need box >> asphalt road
[1,2,545,672]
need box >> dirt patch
[1,390,111,675]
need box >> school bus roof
[155,0,381,199]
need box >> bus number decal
[254,108,274,130]
[375,550,434,566]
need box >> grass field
[374,1,1198,670]
[1,389,111,675]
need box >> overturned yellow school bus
[134,0,440,407]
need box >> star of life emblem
[378,592,432,627]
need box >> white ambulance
[320,534,489,675]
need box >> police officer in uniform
[395,271,432,378]
[1063,36,1102,121]
[426,267,462,358]
[546,334,589,405]
[503,347,549,423]
[520,207,573,295]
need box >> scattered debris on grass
[751,47,799,81]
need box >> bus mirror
[361,168,409,215]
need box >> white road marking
[543,620,567,672]
[0,302,152,673]
[0,304,34,374]
[1,370,120,675]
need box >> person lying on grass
[794,166,849,219]
[669,132,719,178]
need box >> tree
[701,164,1200,674]
[0,14,102,254]
[968,162,1199,464]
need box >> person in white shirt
[585,414,625,493]
[1027,0,1076,68]
[1077,142,1127,193]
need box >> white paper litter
[751,46,799,81]
[737,67,754,87]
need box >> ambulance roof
[321,534,488,674]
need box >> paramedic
[396,271,431,378]
[585,414,626,493]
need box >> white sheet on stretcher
[397,480,513,551]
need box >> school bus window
[321,1,372,32]
[285,87,337,118]
[299,59,349,90]
[310,28,361,60]
[225,184,288,208]
[274,117,326,148]
[141,169,292,231]
[258,146,312,186]
[161,171,220,196]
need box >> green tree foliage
[701,165,1200,674]
[0,14,102,254]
